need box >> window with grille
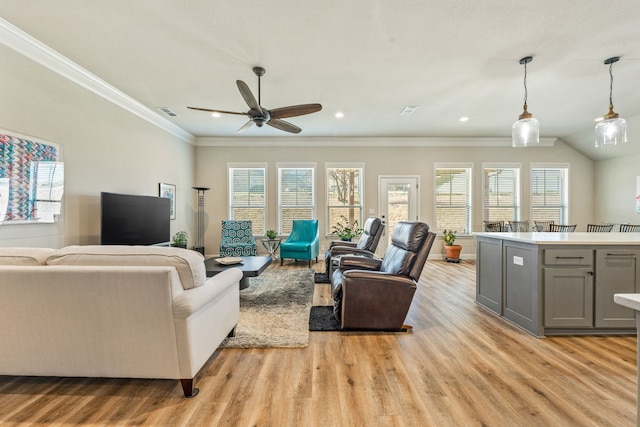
[278,164,315,234]
[530,165,569,224]
[228,165,266,234]
[483,165,520,222]
[326,164,363,236]
[435,164,472,234]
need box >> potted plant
[265,229,278,239]
[332,215,363,241]
[171,231,188,249]
[443,229,462,262]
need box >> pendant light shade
[595,56,627,147]
[512,56,540,148]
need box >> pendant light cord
[609,61,614,106]
[523,61,528,105]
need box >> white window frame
[434,163,473,234]
[277,162,316,235]
[326,162,364,237]
[482,163,521,223]
[530,163,570,224]
[228,163,267,234]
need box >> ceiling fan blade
[269,103,322,119]
[236,120,255,134]
[268,119,302,134]
[236,80,263,115]
[187,106,247,116]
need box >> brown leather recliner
[324,217,384,278]
[330,221,435,330]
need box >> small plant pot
[445,244,462,262]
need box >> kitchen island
[475,232,640,337]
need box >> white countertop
[473,232,640,245]
[614,294,640,311]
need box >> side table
[260,238,282,260]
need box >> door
[378,176,419,254]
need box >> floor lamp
[192,187,209,255]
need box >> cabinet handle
[605,253,636,257]
[587,271,594,276]
[555,256,585,259]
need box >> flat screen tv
[100,192,170,246]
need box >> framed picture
[159,183,176,220]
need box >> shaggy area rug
[220,268,315,349]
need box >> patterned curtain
[0,133,58,221]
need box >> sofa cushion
[0,247,56,265]
[46,245,206,290]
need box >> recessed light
[459,116,469,122]
[400,105,419,116]
[211,112,221,118]
[335,111,344,118]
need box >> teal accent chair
[220,220,258,256]
[280,220,320,267]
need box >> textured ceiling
[1,1,640,160]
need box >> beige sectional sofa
[0,245,242,398]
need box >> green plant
[332,215,363,241]
[172,230,188,247]
[265,229,278,239]
[443,229,457,246]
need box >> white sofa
[0,245,242,398]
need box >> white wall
[595,153,640,226]
[195,138,594,259]
[0,45,195,247]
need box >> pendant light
[595,56,627,147]
[512,56,540,147]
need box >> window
[530,165,569,223]
[435,164,472,234]
[278,164,315,234]
[326,164,363,236]
[483,165,520,222]
[228,164,266,234]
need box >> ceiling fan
[188,67,322,134]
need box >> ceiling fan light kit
[512,56,540,148]
[595,56,627,148]
[187,66,322,134]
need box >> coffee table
[205,255,272,289]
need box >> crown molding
[195,136,558,147]
[0,18,194,144]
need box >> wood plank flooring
[0,260,636,426]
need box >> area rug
[308,305,408,332]
[220,268,315,349]
[314,272,330,283]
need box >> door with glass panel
[378,176,419,254]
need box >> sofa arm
[172,268,242,319]
[338,255,382,271]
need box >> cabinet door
[476,237,503,315]
[544,267,594,327]
[595,250,640,328]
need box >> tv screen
[100,192,170,246]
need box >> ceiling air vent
[157,107,178,117]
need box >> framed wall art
[159,182,176,220]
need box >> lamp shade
[595,116,627,147]
[512,116,539,147]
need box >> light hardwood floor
[0,260,636,426]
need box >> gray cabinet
[595,250,640,328]
[476,237,503,315]
[544,267,594,327]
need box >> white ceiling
[2,1,640,161]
